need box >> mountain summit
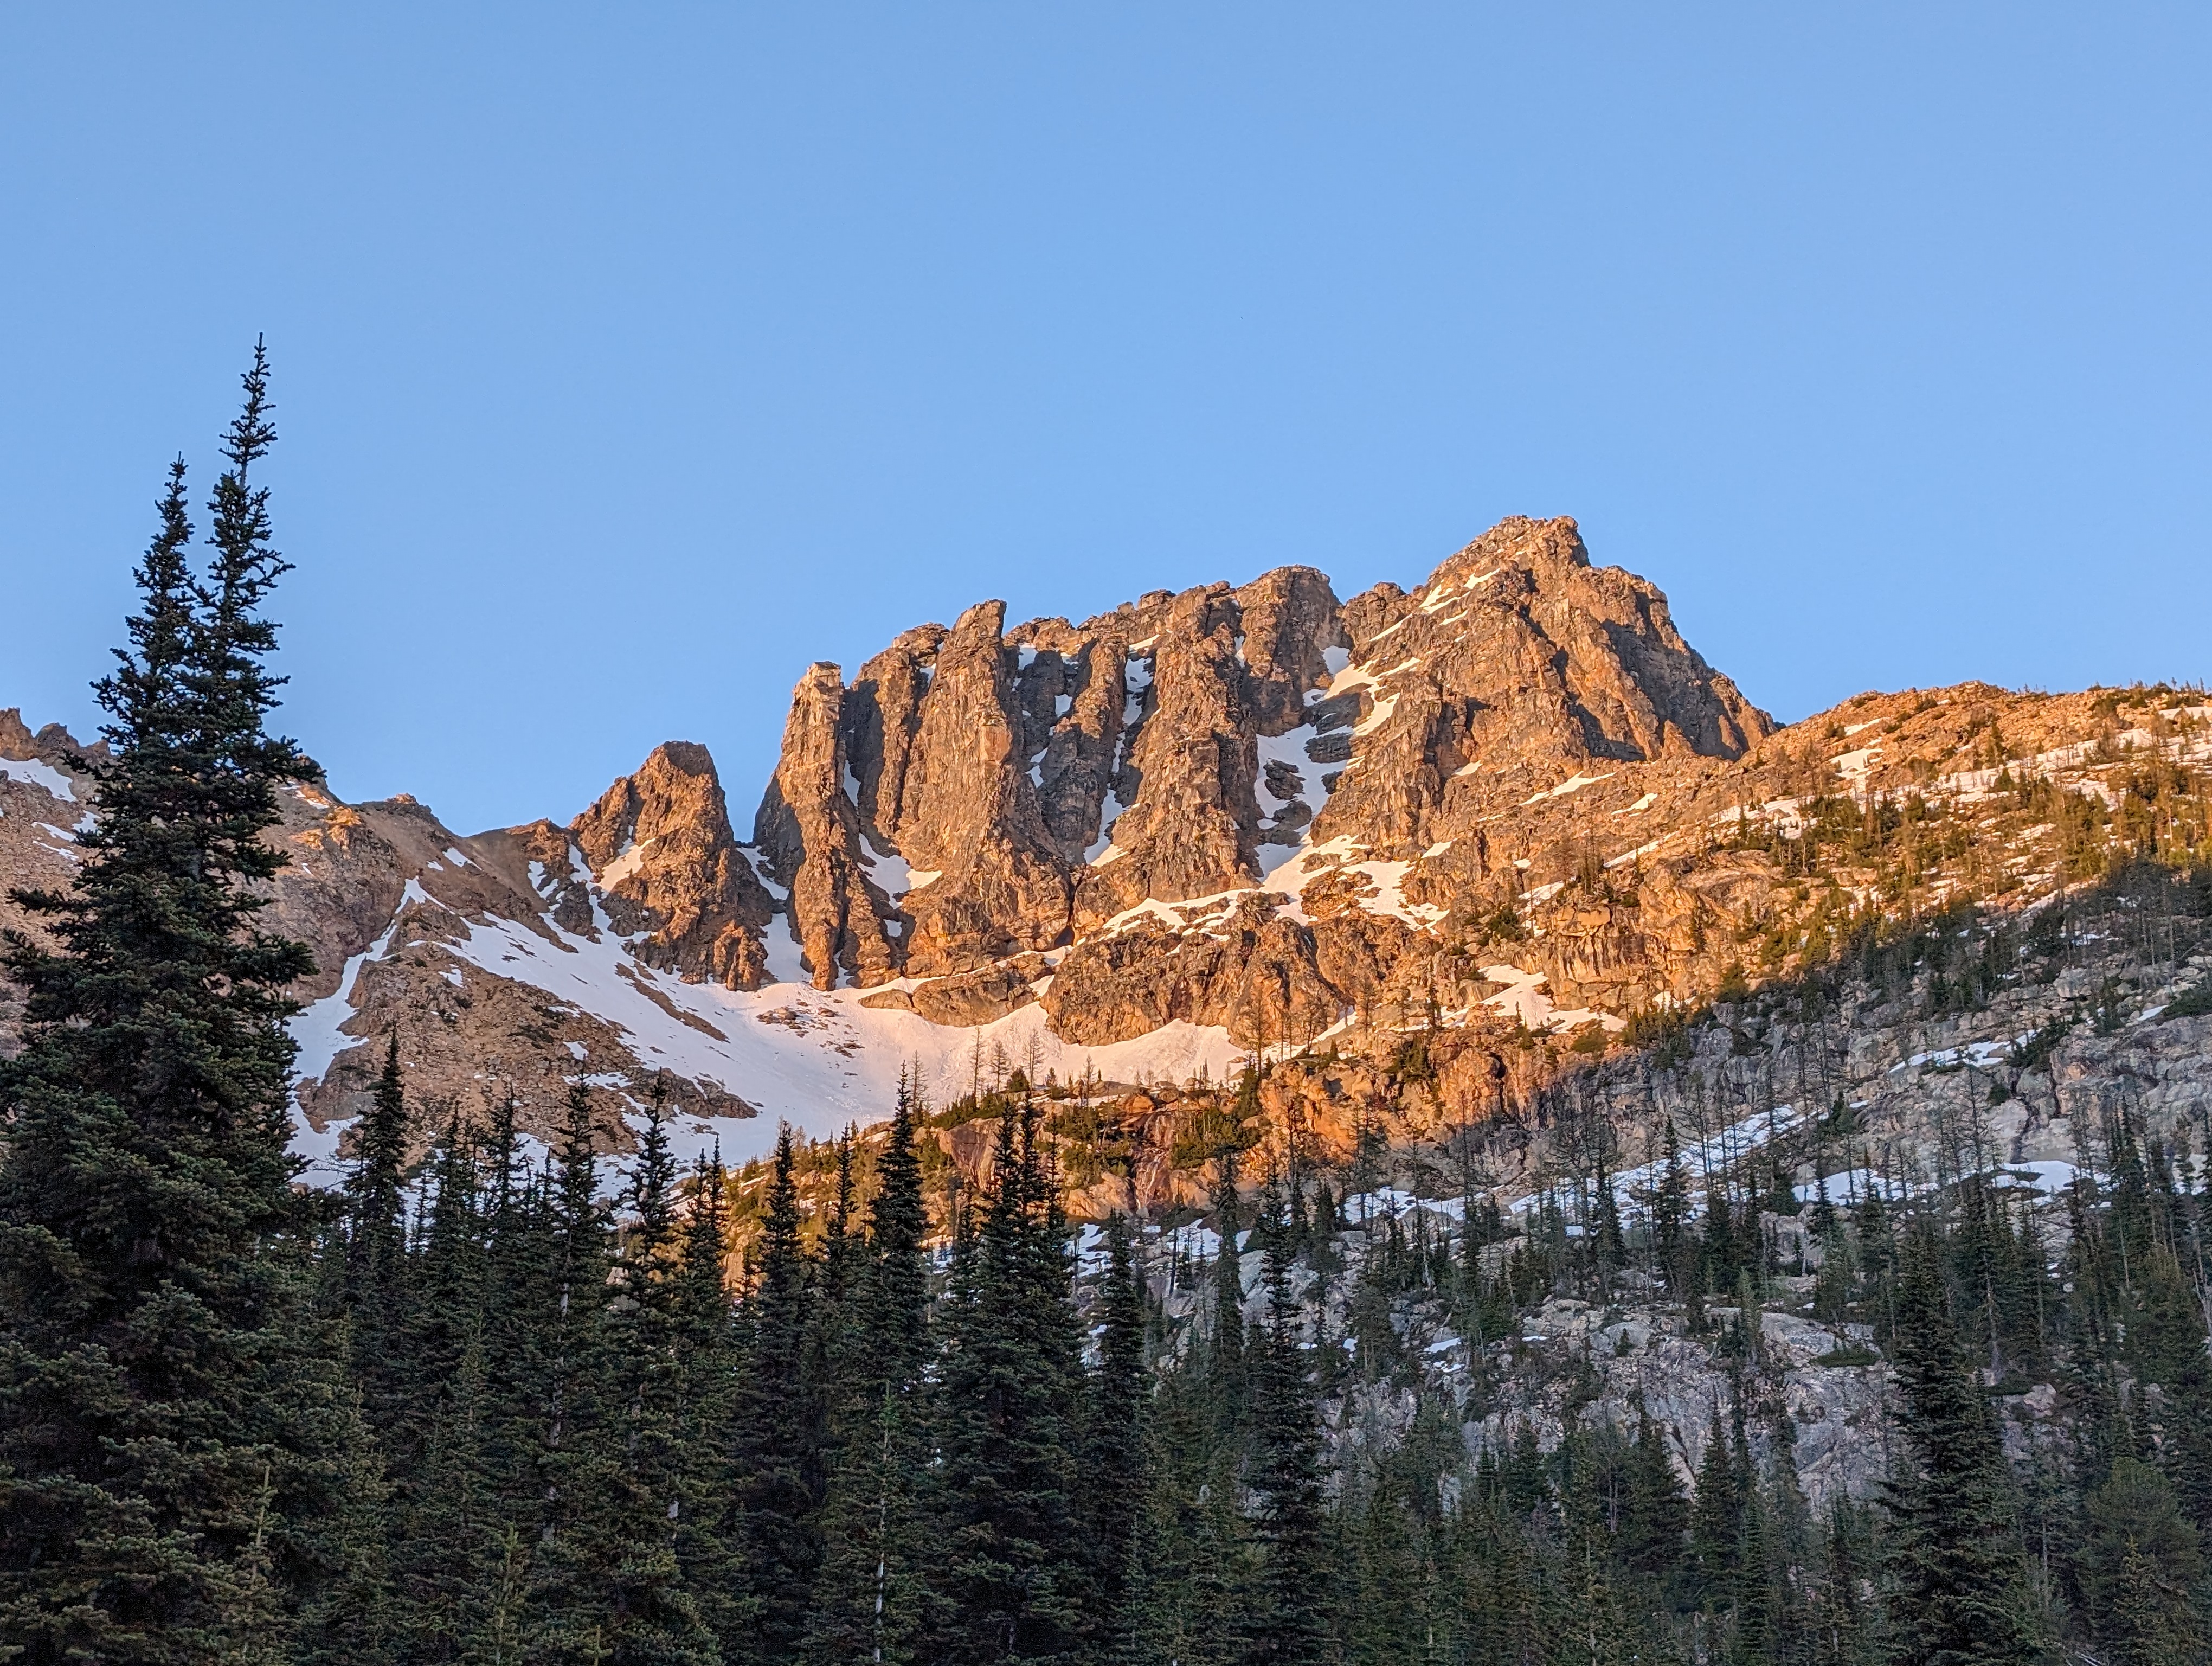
[1,514,2201,1176]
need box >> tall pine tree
[1879,1228,2040,1666]
[0,349,381,1663]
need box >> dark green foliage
[1879,1230,2040,1666]
[345,1033,413,1415]
[1087,1213,1148,1637]
[1243,1222,1330,1666]
[2075,1458,2207,1666]
[802,1081,931,1666]
[930,1100,1092,1663]
[727,1125,827,1663]
[0,351,381,1664]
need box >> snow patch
[1523,772,1614,805]
[0,757,77,802]
[597,836,655,892]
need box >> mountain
[3,514,2207,1191]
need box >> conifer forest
[8,364,2212,1666]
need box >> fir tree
[672,1152,747,1654]
[1243,1216,1330,1666]
[728,1125,827,1664]
[1088,1212,1149,1641]
[1689,1405,1744,1601]
[2075,1457,2207,1666]
[1619,1406,1689,1587]
[931,1100,1090,1663]
[529,1082,623,1664]
[344,1032,413,1421]
[800,1081,935,1666]
[0,350,382,1663]
[1879,1228,2040,1666]
[1653,1119,1694,1303]
[385,1116,499,1664]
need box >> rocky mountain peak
[26,509,2184,1207]
[573,740,775,990]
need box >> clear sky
[3,7,2207,835]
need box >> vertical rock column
[754,664,898,990]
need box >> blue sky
[3,7,2206,834]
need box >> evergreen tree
[672,1152,747,1655]
[1208,1155,1249,1434]
[1088,1212,1149,1641]
[1619,1406,1689,1587]
[1689,1406,1744,1602]
[528,1082,623,1664]
[1879,1228,2040,1666]
[586,1086,721,1665]
[931,1101,1090,1663]
[728,1125,827,1664]
[384,1116,499,1664]
[801,1080,934,1666]
[2075,1457,2207,1666]
[0,351,382,1663]
[344,1033,413,1424]
[1243,1217,1329,1666]
[1653,1119,1694,1303]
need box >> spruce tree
[1879,1228,2040,1666]
[727,1125,826,1664]
[528,1082,622,1664]
[802,1081,935,1666]
[673,1152,747,1655]
[931,1100,1090,1663]
[385,1120,501,1664]
[1208,1155,1249,1436]
[1619,1406,1689,1587]
[1088,1212,1149,1642]
[0,350,382,1663]
[1689,1405,1744,1602]
[593,1087,719,1666]
[1243,1220,1329,1666]
[344,1033,413,1423]
[2075,1457,2206,1666]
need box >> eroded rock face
[891,601,1073,976]
[33,510,2162,1176]
[1316,516,1772,862]
[739,515,1783,1037]
[573,741,776,990]
[756,669,897,990]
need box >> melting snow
[1085,791,1128,864]
[0,757,77,801]
[1523,772,1613,805]
[597,836,655,891]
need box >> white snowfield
[287,870,1248,1176]
[0,757,79,802]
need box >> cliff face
[4,512,2202,1178]
[751,516,1772,1047]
